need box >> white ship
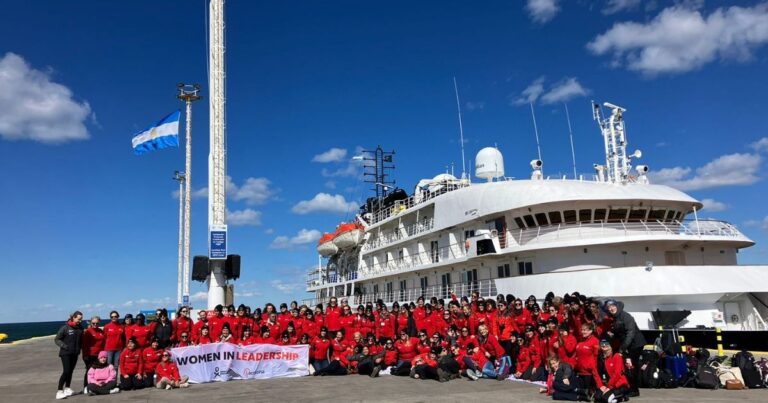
[305,102,768,345]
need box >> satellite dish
[632,149,642,159]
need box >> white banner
[170,343,309,383]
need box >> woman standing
[172,306,192,345]
[54,311,83,400]
[81,316,105,393]
[153,311,173,349]
[103,311,124,367]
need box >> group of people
[55,290,645,402]
[54,308,190,400]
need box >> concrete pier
[1,336,764,402]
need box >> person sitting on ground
[141,338,163,388]
[86,351,120,395]
[410,347,440,380]
[155,351,189,390]
[592,338,630,403]
[540,355,584,401]
[119,337,144,390]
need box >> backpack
[732,351,756,372]
[659,368,679,388]
[756,358,768,385]
[695,365,720,389]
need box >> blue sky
[1,0,767,323]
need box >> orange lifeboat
[332,222,364,250]
[316,233,338,257]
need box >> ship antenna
[529,102,543,163]
[564,103,577,179]
[453,77,467,180]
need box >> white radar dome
[475,147,505,181]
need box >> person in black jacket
[54,311,84,400]
[604,299,645,397]
[153,311,173,349]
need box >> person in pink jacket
[86,351,120,395]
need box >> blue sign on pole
[182,295,189,306]
[210,225,227,259]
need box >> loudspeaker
[225,254,240,280]
[192,256,209,282]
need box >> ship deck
[1,336,763,402]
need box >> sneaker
[109,388,121,394]
[467,369,479,381]
[370,366,381,378]
[165,384,173,390]
[180,382,189,388]
[55,390,67,400]
[64,388,74,397]
[83,387,88,395]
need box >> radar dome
[475,147,504,181]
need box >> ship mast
[207,0,227,308]
[592,101,641,184]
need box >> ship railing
[306,269,360,288]
[363,217,435,251]
[302,279,498,307]
[359,242,466,278]
[368,182,469,225]
[511,219,743,246]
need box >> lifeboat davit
[332,223,364,250]
[316,233,338,257]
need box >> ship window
[373,284,379,294]
[523,215,536,227]
[548,211,562,224]
[608,208,628,222]
[648,209,666,221]
[664,210,676,222]
[628,209,647,222]
[497,264,511,278]
[399,280,407,301]
[514,217,526,229]
[464,230,475,240]
[517,261,533,276]
[676,211,685,221]
[579,209,592,222]
[420,277,428,293]
[563,210,577,223]
[535,213,549,226]
[594,209,607,222]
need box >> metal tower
[208,0,227,308]
[177,83,201,308]
[362,146,395,200]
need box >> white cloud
[122,296,173,309]
[650,152,762,191]
[227,209,262,226]
[751,137,768,152]
[602,0,641,15]
[291,193,359,215]
[0,52,92,143]
[700,198,728,212]
[321,162,363,178]
[264,228,274,235]
[173,176,276,205]
[744,216,768,231]
[466,101,485,111]
[270,279,303,294]
[587,3,768,75]
[514,77,545,105]
[526,0,560,23]
[324,180,336,189]
[270,228,322,249]
[515,77,588,105]
[189,292,208,302]
[540,77,589,104]
[312,147,348,163]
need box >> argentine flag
[131,111,181,155]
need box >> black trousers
[120,375,145,390]
[58,354,78,390]
[357,361,373,376]
[414,364,438,380]
[82,355,97,387]
[552,378,580,401]
[87,380,117,395]
[594,386,628,403]
[392,361,412,376]
[626,347,642,395]
[316,360,348,376]
[577,373,595,392]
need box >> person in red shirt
[253,326,272,344]
[555,324,578,369]
[171,307,192,346]
[131,314,151,349]
[324,298,341,337]
[433,310,451,338]
[476,323,511,380]
[123,314,135,344]
[303,311,319,340]
[175,331,192,347]
[513,336,534,380]
[410,347,440,380]
[575,322,600,394]
[380,339,398,369]
[141,338,163,387]
[207,305,226,341]
[263,313,281,342]
[415,331,431,355]
[218,324,236,344]
[154,351,189,389]
[457,327,477,349]
[237,327,257,346]
[396,305,414,337]
[119,338,144,390]
[375,309,395,343]
[191,310,208,345]
[81,316,106,390]
[313,330,349,376]
[592,338,630,403]
[413,297,428,333]
[392,330,419,376]
[462,343,488,380]
[289,309,304,337]
[310,327,332,372]
[103,311,124,368]
[510,299,534,332]
[197,326,213,345]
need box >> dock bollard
[716,327,724,357]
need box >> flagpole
[173,171,186,308]
[177,84,201,308]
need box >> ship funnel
[475,147,505,182]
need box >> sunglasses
[181,335,189,338]
[110,316,118,319]
[90,322,99,325]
